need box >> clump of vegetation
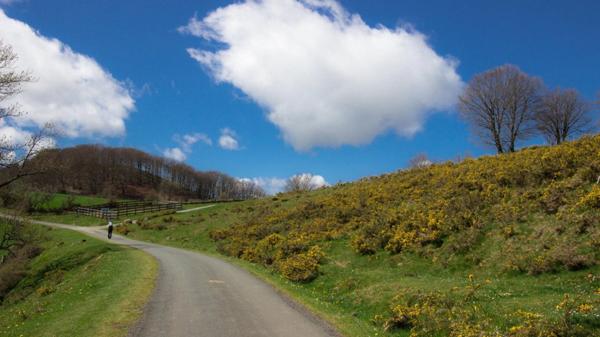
[0,217,44,301]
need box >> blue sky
[1,0,598,192]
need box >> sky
[0,0,599,194]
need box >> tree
[0,40,32,120]
[409,153,432,169]
[284,174,323,193]
[534,88,592,145]
[0,40,51,189]
[458,64,542,153]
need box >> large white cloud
[0,9,134,138]
[180,0,463,151]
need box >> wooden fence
[74,201,182,219]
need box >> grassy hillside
[43,136,600,336]
[0,226,157,337]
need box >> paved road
[176,204,216,213]
[31,220,339,337]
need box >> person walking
[107,220,114,239]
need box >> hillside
[1,144,264,202]
[114,135,600,337]
[0,224,156,337]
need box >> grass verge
[0,225,157,337]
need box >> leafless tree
[0,40,54,189]
[534,88,592,145]
[0,128,54,189]
[409,153,432,169]
[0,40,32,120]
[458,64,543,153]
[284,174,317,193]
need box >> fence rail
[74,201,182,219]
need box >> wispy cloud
[162,132,212,162]
[218,128,239,150]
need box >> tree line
[18,144,265,201]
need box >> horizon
[0,0,598,194]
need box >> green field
[71,201,599,337]
[0,226,157,337]
[29,193,109,212]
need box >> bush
[0,244,42,301]
[277,246,324,282]
[577,185,600,209]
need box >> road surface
[31,220,339,337]
[176,204,216,213]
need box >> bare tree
[458,64,542,153]
[284,174,322,193]
[409,153,432,169]
[0,40,32,120]
[0,40,53,189]
[534,88,592,145]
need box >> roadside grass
[42,193,109,209]
[0,225,157,337]
[29,213,107,226]
[69,201,600,337]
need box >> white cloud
[162,147,186,162]
[291,173,329,189]
[180,0,463,151]
[218,128,239,150]
[0,123,30,145]
[0,9,135,139]
[0,0,24,6]
[162,132,212,162]
[240,177,287,195]
[175,132,212,151]
[239,173,328,195]
[0,121,56,163]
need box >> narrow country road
[30,219,339,337]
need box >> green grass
[29,193,109,212]
[79,201,599,337]
[0,225,158,337]
[31,199,600,337]
[45,193,109,208]
[30,213,107,226]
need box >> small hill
[204,135,600,336]
[9,144,264,201]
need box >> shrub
[247,233,284,265]
[577,185,600,209]
[277,246,324,282]
[115,225,130,236]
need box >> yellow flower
[578,304,593,314]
